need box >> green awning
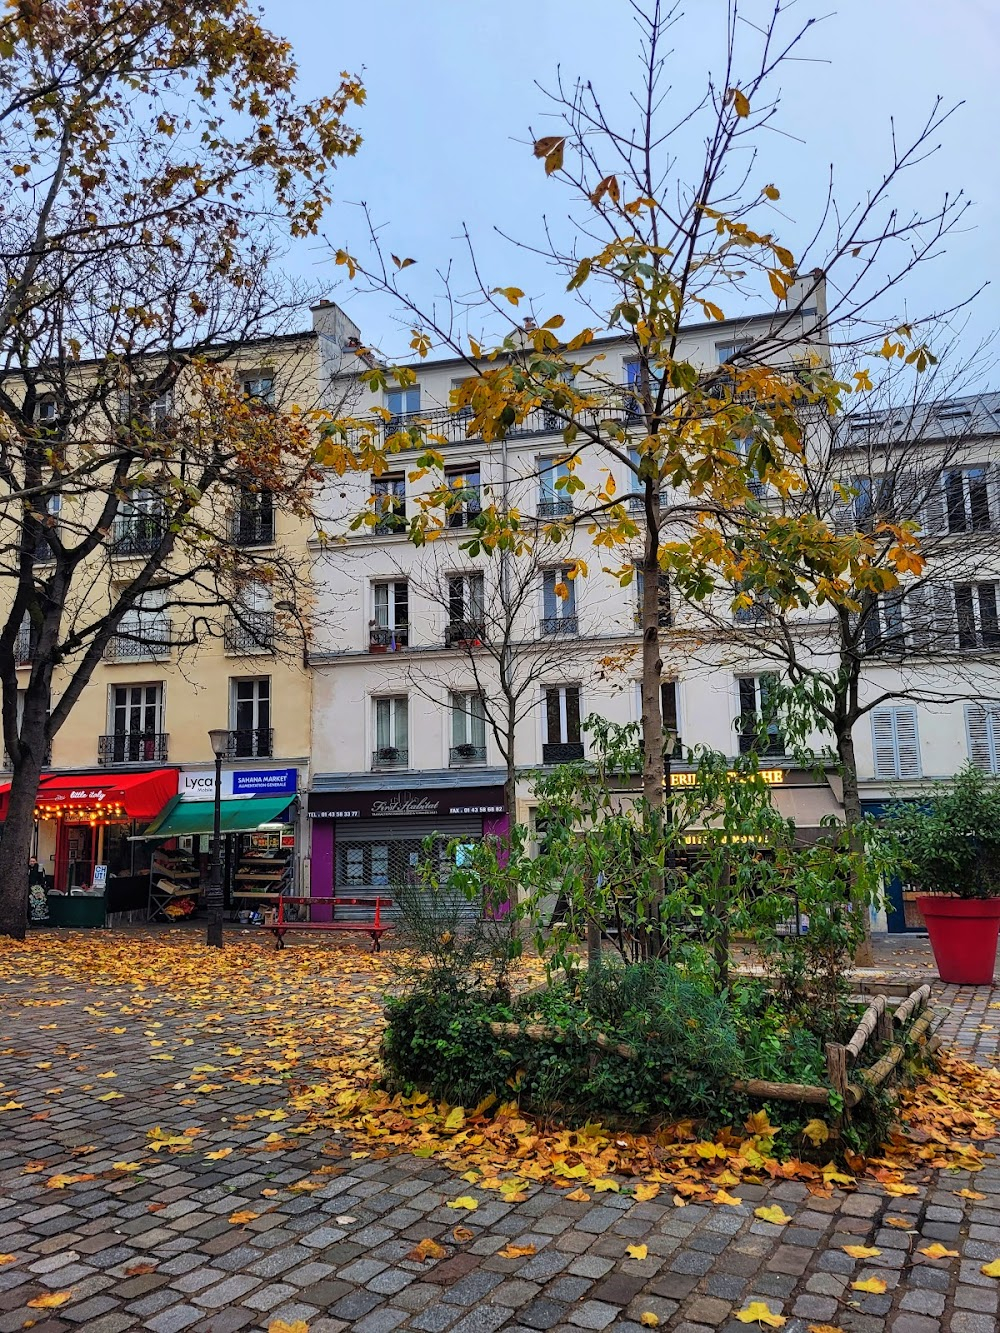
[138,795,294,839]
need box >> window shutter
[967,702,1000,774]
[931,583,957,651]
[920,473,947,535]
[872,709,901,778]
[830,481,856,534]
[906,585,932,652]
[894,707,921,778]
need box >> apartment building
[0,302,361,913]
[305,281,848,904]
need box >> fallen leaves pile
[2,932,1000,1211]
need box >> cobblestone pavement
[2,932,1000,1333]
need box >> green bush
[880,764,1000,899]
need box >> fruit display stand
[147,847,200,922]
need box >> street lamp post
[206,728,230,949]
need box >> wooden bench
[264,895,393,951]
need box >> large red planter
[918,896,1000,985]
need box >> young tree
[320,0,965,867]
[0,0,363,938]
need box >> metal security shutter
[335,815,483,920]
[966,702,1000,774]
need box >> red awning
[0,769,178,822]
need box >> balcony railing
[543,741,585,764]
[231,510,275,547]
[541,615,578,637]
[445,620,486,648]
[372,746,408,769]
[2,741,52,769]
[224,612,275,654]
[450,743,487,765]
[227,727,273,759]
[537,497,574,520]
[738,731,785,757]
[14,626,36,665]
[369,624,409,652]
[111,515,164,555]
[104,620,172,661]
[98,732,169,765]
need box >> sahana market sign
[179,767,298,800]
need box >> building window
[446,573,485,646]
[4,690,52,768]
[373,696,408,767]
[371,581,409,650]
[31,493,61,562]
[537,457,573,519]
[241,371,275,406]
[450,691,487,764]
[224,582,274,654]
[232,488,275,546]
[373,473,406,534]
[112,488,163,554]
[872,706,921,780]
[386,385,420,427]
[543,684,583,763]
[967,702,1000,775]
[444,464,481,527]
[230,677,272,758]
[662,681,681,750]
[862,591,905,654]
[635,568,672,628]
[541,568,578,636]
[737,674,783,756]
[100,684,166,764]
[955,582,1000,651]
[107,589,171,661]
[36,396,58,426]
[945,469,993,534]
[716,340,750,364]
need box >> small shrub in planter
[882,765,1000,984]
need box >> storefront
[0,768,179,925]
[139,765,300,921]
[308,772,508,917]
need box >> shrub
[880,764,1000,899]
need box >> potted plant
[882,765,1000,984]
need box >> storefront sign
[308,786,505,820]
[180,767,299,801]
[670,768,786,787]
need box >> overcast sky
[260,0,998,382]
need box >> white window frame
[373,695,408,752]
[871,706,922,780]
[109,682,164,736]
[955,581,1000,651]
[450,691,487,749]
[543,684,582,746]
[241,370,275,405]
[944,467,994,534]
[229,676,271,733]
[385,385,420,418]
[537,457,571,510]
[541,567,578,633]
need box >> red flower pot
[917,896,1000,985]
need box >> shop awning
[138,795,295,839]
[0,768,178,822]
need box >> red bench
[264,895,392,951]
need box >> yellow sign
[670,769,785,788]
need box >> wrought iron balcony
[224,612,275,654]
[231,509,275,546]
[99,732,169,765]
[14,625,36,664]
[111,515,165,555]
[537,497,574,520]
[450,743,487,765]
[445,620,486,648]
[738,731,785,757]
[2,740,52,768]
[540,614,578,637]
[369,625,409,651]
[372,746,408,768]
[542,741,585,764]
[103,620,172,660]
[226,727,273,759]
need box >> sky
[259,0,999,382]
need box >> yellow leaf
[745,1110,777,1137]
[452,1226,474,1243]
[851,1277,887,1294]
[802,1119,829,1147]
[591,1178,619,1193]
[111,1162,142,1172]
[444,1107,465,1131]
[957,1189,987,1200]
[640,1315,659,1328]
[713,1191,743,1207]
[446,1196,478,1211]
[0,1254,16,1265]
[754,1205,791,1226]
[96,1091,124,1101]
[806,1326,846,1333]
[883,1182,919,1197]
[843,1245,880,1259]
[919,1244,959,1260]
[626,1244,648,1260]
[407,1238,447,1262]
[886,1217,914,1230]
[499,1243,536,1259]
[634,1183,660,1202]
[268,1322,311,1333]
[731,89,750,118]
[981,1258,1000,1278]
[565,1188,590,1202]
[206,1148,233,1160]
[228,1211,259,1225]
[27,1292,73,1309]
[533,135,566,175]
[762,184,780,201]
[736,1301,785,1326]
[261,1189,279,1197]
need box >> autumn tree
[0,0,363,938]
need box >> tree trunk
[0,750,45,939]
[639,501,666,957]
[836,722,874,967]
